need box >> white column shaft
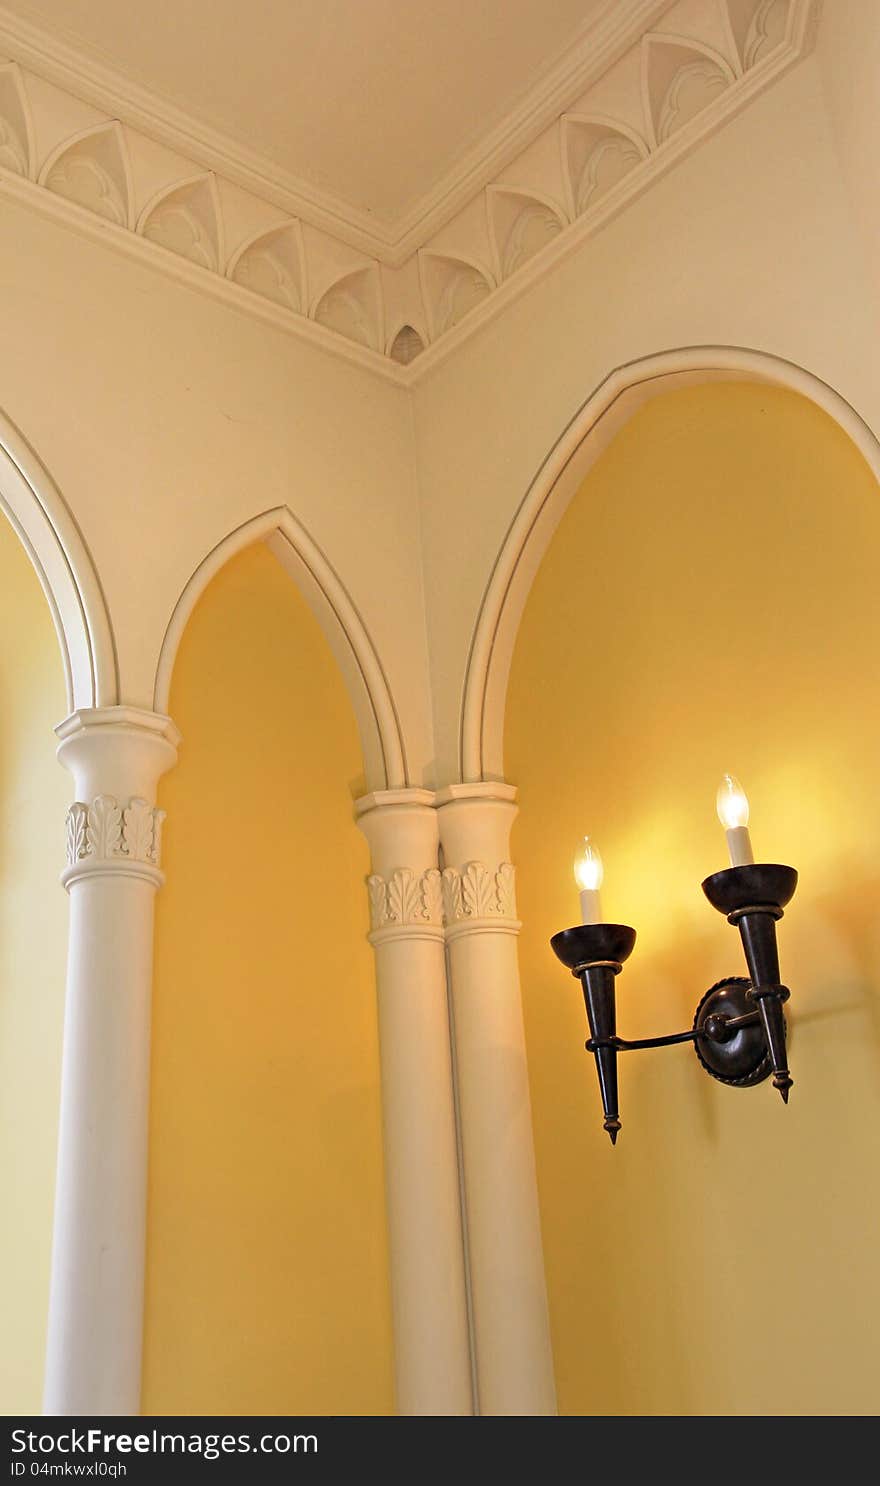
[438,783,556,1416]
[44,707,179,1417]
[45,877,156,1413]
[357,790,472,1415]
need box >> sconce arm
[587,1008,761,1054]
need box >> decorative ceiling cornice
[0,0,671,261]
[0,0,818,383]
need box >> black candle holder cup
[551,863,797,1143]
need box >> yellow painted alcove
[141,542,394,1415]
[506,381,880,1416]
[0,512,69,1414]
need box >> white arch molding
[460,346,880,784]
[154,506,408,791]
[0,407,117,709]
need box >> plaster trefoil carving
[228,222,306,313]
[486,187,566,282]
[368,867,444,931]
[562,117,648,217]
[728,0,790,71]
[39,121,132,228]
[312,267,383,352]
[0,0,815,377]
[643,36,735,146]
[419,252,495,340]
[66,796,165,869]
[138,174,224,273]
[441,862,517,924]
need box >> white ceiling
[1,0,622,223]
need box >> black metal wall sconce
[550,777,797,1143]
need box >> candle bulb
[716,774,755,867]
[574,837,604,924]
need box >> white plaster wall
[411,54,880,785]
[2,24,878,796]
[0,198,433,784]
[814,0,880,310]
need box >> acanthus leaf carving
[495,862,517,918]
[86,795,122,859]
[368,866,445,931]
[461,861,495,918]
[368,874,388,929]
[420,867,443,925]
[65,802,88,867]
[122,797,155,862]
[442,861,517,923]
[441,867,463,925]
[149,809,166,866]
[386,867,421,924]
[65,795,166,871]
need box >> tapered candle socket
[579,963,621,1144]
[735,909,793,1104]
[551,922,636,1145]
[701,864,798,1105]
[574,837,604,924]
[716,774,755,866]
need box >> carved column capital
[356,788,444,944]
[436,783,521,940]
[63,795,166,889]
[441,860,519,941]
[367,866,444,944]
[55,706,179,891]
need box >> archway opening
[141,540,394,1415]
[506,379,880,1415]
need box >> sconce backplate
[693,977,776,1087]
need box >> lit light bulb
[574,837,604,923]
[716,774,749,830]
[716,775,754,866]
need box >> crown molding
[378,0,671,263]
[403,0,819,384]
[0,0,820,382]
[0,0,668,264]
[0,165,406,384]
[0,2,388,258]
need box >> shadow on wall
[507,380,880,1417]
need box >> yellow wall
[142,542,394,1415]
[506,382,880,1416]
[0,513,69,1413]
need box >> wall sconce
[550,777,797,1143]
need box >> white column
[44,706,180,1417]
[436,782,556,1416]
[356,789,473,1416]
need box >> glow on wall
[507,381,880,1416]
